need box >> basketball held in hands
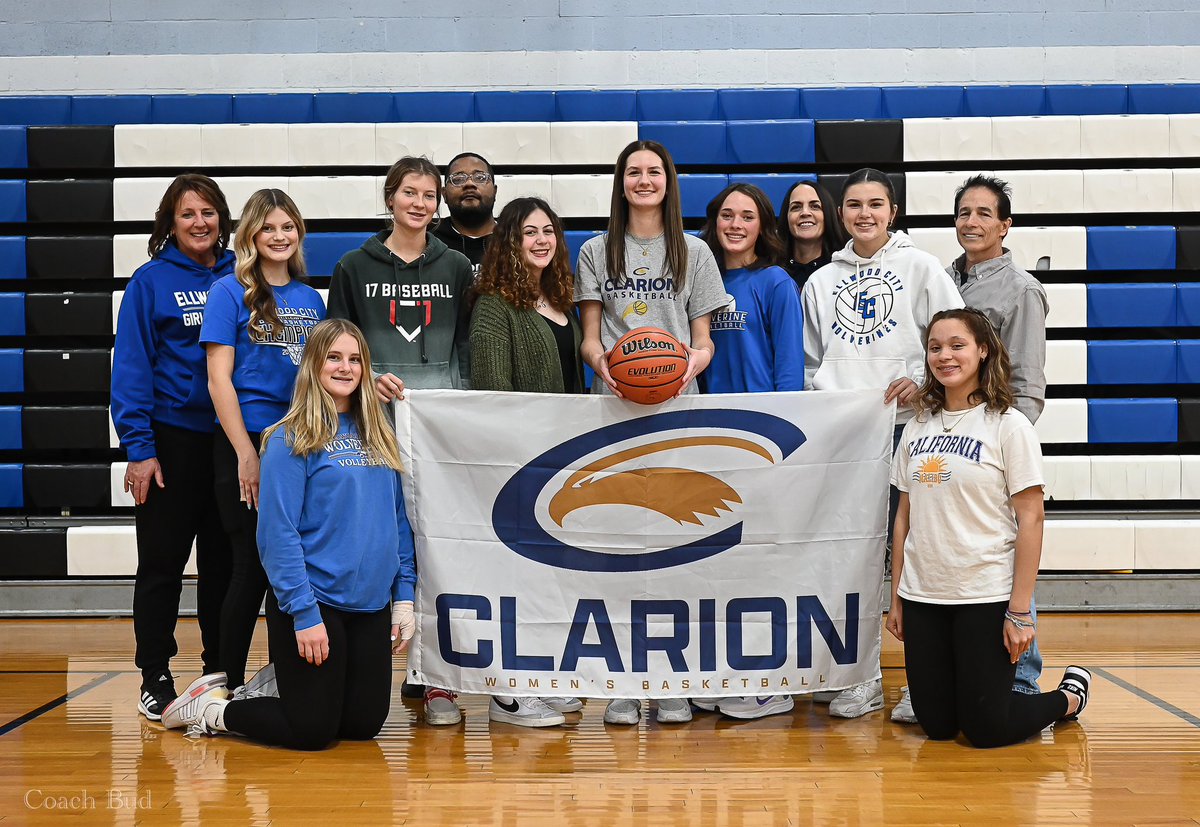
[607,327,688,405]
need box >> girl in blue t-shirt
[199,189,325,692]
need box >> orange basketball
[608,327,689,405]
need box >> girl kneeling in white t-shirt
[886,308,1090,748]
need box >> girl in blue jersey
[199,189,325,694]
[111,174,236,722]
[161,319,417,750]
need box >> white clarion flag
[396,389,893,699]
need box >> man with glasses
[435,152,498,276]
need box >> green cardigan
[469,293,584,393]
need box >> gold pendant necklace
[939,408,971,433]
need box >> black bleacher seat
[26,236,115,279]
[21,406,109,450]
[1180,399,1200,443]
[24,293,112,337]
[24,464,110,509]
[1178,227,1200,271]
[25,180,113,223]
[23,349,110,393]
[815,120,903,165]
[0,529,67,577]
[25,126,114,169]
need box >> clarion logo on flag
[491,409,807,572]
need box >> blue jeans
[1012,599,1043,694]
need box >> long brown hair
[914,308,1015,415]
[605,140,689,290]
[262,318,403,470]
[232,189,308,341]
[700,183,786,273]
[474,197,573,312]
[147,173,232,259]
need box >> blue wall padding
[0,294,24,336]
[232,94,315,124]
[1045,84,1128,115]
[1087,398,1177,443]
[313,93,396,123]
[0,97,71,126]
[71,95,152,125]
[638,122,728,165]
[801,87,883,120]
[556,91,637,121]
[1087,283,1177,327]
[636,90,720,121]
[718,89,801,120]
[1178,341,1200,384]
[0,464,22,508]
[882,86,965,118]
[963,85,1047,117]
[0,127,27,168]
[678,174,730,218]
[0,181,26,223]
[394,92,475,123]
[304,233,373,276]
[0,237,25,279]
[1178,284,1200,327]
[1087,340,1177,385]
[475,91,555,122]
[1128,84,1200,114]
[1086,226,1177,271]
[0,349,23,393]
[0,407,19,450]
[726,120,815,164]
[151,95,234,124]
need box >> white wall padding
[67,526,197,576]
[287,176,378,220]
[375,123,463,166]
[1134,521,1200,570]
[211,176,290,219]
[1183,457,1200,499]
[493,174,554,213]
[1173,169,1200,212]
[288,123,376,167]
[1036,399,1087,444]
[1091,456,1182,500]
[1003,169,1083,214]
[1082,168,1173,213]
[1045,340,1086,384]
[905,227,959,268]
[113,234,148,279]
[114,124,203,167]
[110,290,123,334]
[1079,114,1170,159]
[550,174,612,218]
[201,124,289,166]
[1005,226,1087,271]
[991,116,1081,160]
[1043,456,1091,501]
[461,122,551,166]
[1168,114,1200,158]
[1041,520,1135,570]
[112,177,175,222]
[110,462,133,508]
[1044,283,1087,328]
[903,117,993,162]
[108,405,119,449]
[905,170,982,216]
[550,122,638,165]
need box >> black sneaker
[139,671,177,721]
[401,680,426,699]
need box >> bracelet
[1006,607,1033,616]
[1004,611,1036,629]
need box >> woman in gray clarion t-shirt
[575,140,729,399]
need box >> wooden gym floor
[0,614,1197,826]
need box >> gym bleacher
[0,83,1197,612]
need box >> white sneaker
[655,698,692,723]
[603,698,641,725]
[542,696,583,713]
[489,696,566,728]
[829,680,884,718]
[719,695,795,720]
[424,688,462,725]
[811,690,840,703]
[161,673,229,731]
[231,663,278,701]
[891,685,917,724]
[690,697,720,712]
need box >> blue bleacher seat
[0,349,23,393]
[725,120,815,165]
[394,92,475,123]
[963,85,1046,117]
[1128,84,1200,115]
[313,93,396,123]
[232,93,315,124]
[0,97,71,126]
[1045,84,1128,116]
[1178,340,1200,384]
[637,122,727,165]
[475,91,556,122]
[1086,226,1177,271]
[882,86,965,119]
[727,174,812,214]
[0,127,27,168]
[151,94,234,124]
[1087,283,1177,327]
[304,233,373,277]
[566,230,603,270]
[0,294,24,336]
[555,91,637,122]
[718,89,801,121]
[1087,340,1177,385]
[1179,284,1200,326]
[1088,398,1178,443]
[0,407,19,450]
[0,181,26,223]
[678,174,730,218]
[0,464,22,508]
[71,95,152,125]
[0,238,24,279]
[637,90,720,121]
[801,87,883,120]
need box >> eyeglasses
[447,172,493,187]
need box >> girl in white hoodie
[800,168,963,719]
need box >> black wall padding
[22,406,110,450]
[25,293,112,337]
[26,236,115,279]
[815,120,904,165]
[25,180,114,223]
[24,349,111,393]
[1178,227,1200,271]
[1179,399,1200,443]
[0,530,67,577]
[24,464,110,508]
[26,126,115,170]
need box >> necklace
[939,408,971,433]
[535,297,548,310]
[630,233,658,258]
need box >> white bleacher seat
[112,234,148,279]
[1043,456,1091,501]
[494,175,554,213]
[1183,457,1200,499]
[905,170,982,216]
[1035,398,1087,443]
[1168,113,1200,157]
[212,177,290,219]
[66,526,196,576]
[1045,340,1086,383]
[317,288,329,306]
[1003,170,1083,214]
[1091,456,1182,499]
[1172,169,1200,212]
[551,174,612,218]
[287,176,378,220]
[108,405,119,449]
[550,122,639,165]
[902,118,993,163]
[991,116,1081,160]
[112,177,175,222]
[1006,226,1087,271]
[904,227,959,267]
[375,123,463,166]
[1134,521,1200,569]
[461,122,551,166]
[201,124,290,167]
[110,290,122,334]
[288,123,377,167]
[1079,114,1171,159]
[1042,520,1135,570]
[114,125,203,167]
[1082,168,1174,212]
[1044,283,1087,328]
[110,462,133,507]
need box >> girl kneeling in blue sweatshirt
[161,319,417,750]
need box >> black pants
[901,598,1068,749]
[213,428,267,689]
[133,423,231,680]
[223,592,392,751]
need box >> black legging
[901,598,1068,748]
[222,592,392,751]
[213,428,268,689]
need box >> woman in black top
[777,179,847,290]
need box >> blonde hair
[262,319,403,471]
[233,189,308,341]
